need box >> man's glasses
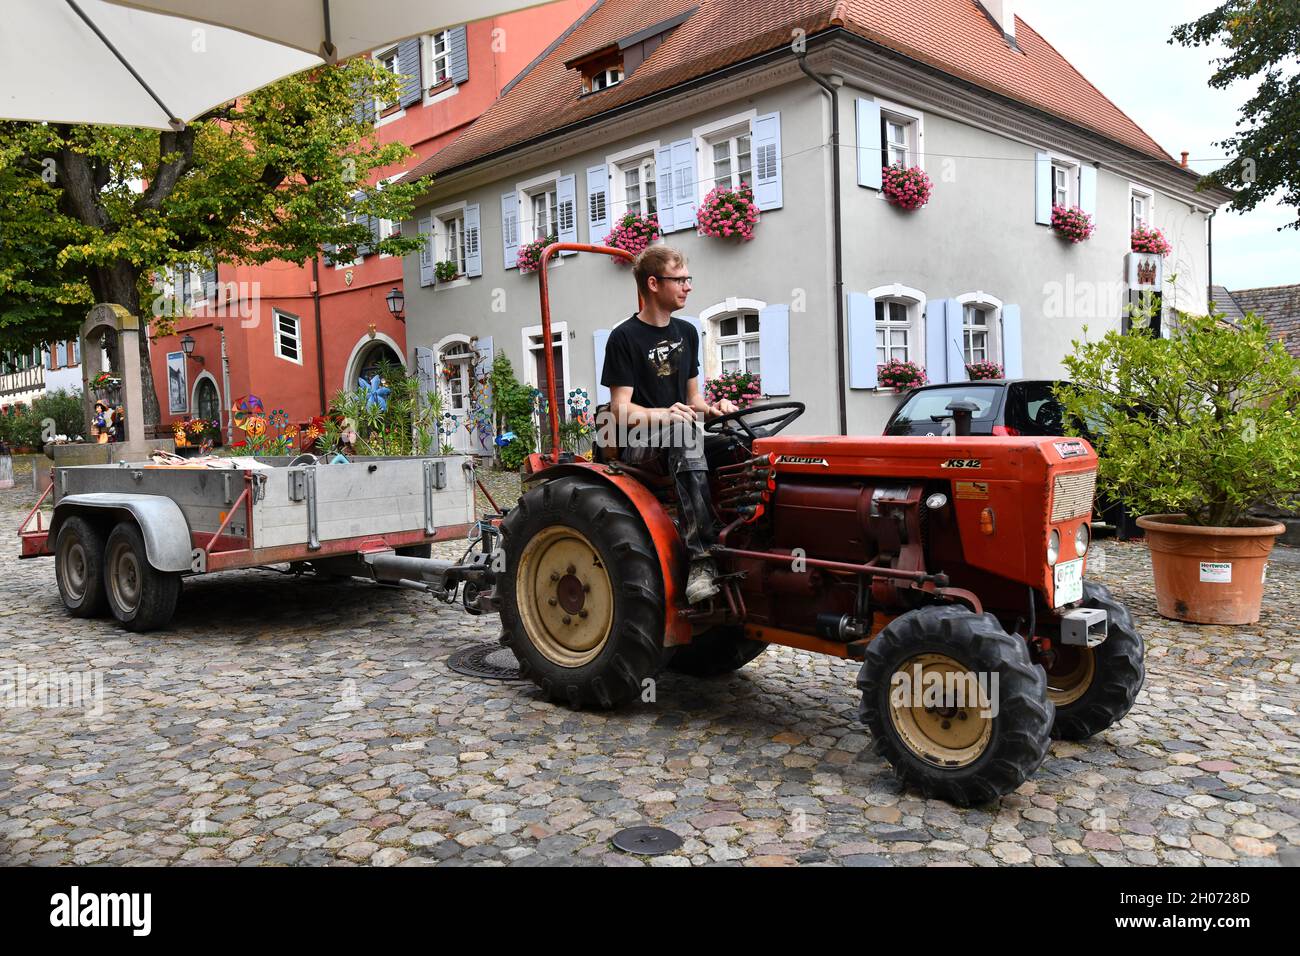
[653,275,693,285]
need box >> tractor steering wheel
[704,401,805,444]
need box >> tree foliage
[1172,0,1300,228]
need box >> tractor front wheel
[857,605,1054,806]
[1046,581,1145,740]
[499,476,664,709]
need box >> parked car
[883,379,1135,537]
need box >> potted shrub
[705,369,762,409]
[878,359,927,391]
[434,260,459,282]
[882,163,933,211]
[1130,223,1172,256]
[1051,204,1095,243]
[604,211,660,258]
[966,360,1004,381]
[696,182,759,240]
[1057,311,1300,625]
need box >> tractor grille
[1051,470,1097,522]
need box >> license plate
[1053,558,1084,607]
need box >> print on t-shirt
[648,339,683,378]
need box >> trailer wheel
[55,516,108,618]
[1047,581,1145,740]
[103,522,181,632]
[857,605,1054,807]
[499,475,663,709]
[667,626,768,677]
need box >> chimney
[980,0,1016,40]
[1180,151,1189,168]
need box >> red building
[149,2,592,440]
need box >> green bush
[317,357,441,457]
[0,404,41,448]
[1056,311,1300,527]
[489,353,537,471]
[32,389,85,439]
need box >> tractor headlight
[1047,529,1061,566]
[1075,523,1091,557]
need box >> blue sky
[1018,0,1296,291]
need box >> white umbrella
[2,0,321,129]
[106,0,548,61]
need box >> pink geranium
[1131,223,1172,256]
[882,164,933,211]
[1051,205,1095,243]
[696,182,760,240]
[604,211,660,258]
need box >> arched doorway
[343,332,404,392]
[193,375,220,424]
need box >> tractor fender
[526,462,692,646]
[50,494,193,573]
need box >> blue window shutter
[925,299,949,384]
[655,144,675,232]
[449,25,469,85]
[593,329,612,405]
[72,338,80,364]
[501,191,519,269]
[945,299,967,382]
[586,164,609,242]
[473,335,494,454]
[43,346,52,370]
[847,292,876,389]
[55,342,66,368]
[351,76,375,125]
[1079,165,1097,219]
[678,315,703,380]
[1001,304,1023,378]
[758,303,790,395]
[670,138,696,234]
[464,202,482,277]
[752,112,783,211]
[397,37,422,108]
[414,346,435,405]
[417,214,434,286]
[1035,151,1052,224]
[556,174,578,252]
[856,99,882,190]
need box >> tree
[0,60,427,426]
[1172,1,1300,229]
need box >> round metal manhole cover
[611,826,683,856]
[447,644,523,681]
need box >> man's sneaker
[685,559,720,604]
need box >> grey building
[399,0,1232,452]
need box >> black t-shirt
[600,314,699,410]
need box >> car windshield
[890,386,1001,431]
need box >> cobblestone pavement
[1,458,1297,867]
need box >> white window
[620,156,657,217]
[716,312,760,376]
[429,30,452,86]
[589,67,622,92]
[440,341,473,411]
[881,115,911,167]
[963,304,990,365]
[529,185,559,241]
[375,47,400,112]
[708,127,752,192]
[875,300,912,365]
[438,211,466,275]
[274,310,302,364]
[1130,185,1154,231]
[1052,158,1078,208]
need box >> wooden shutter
[1079,165,1097,220]
[847,293,876,389]
[418,214,434,286]
[1001,305,1023,377]
[1035,152,1052,224]
[758,303,791,394]
[557,174,577,251]
[398,37,423,108]
[856,99,882,190]
[655,144,675,232]
[464,203,482,277]
[586,164,609,242]
[670,139,696,233]
[752,112,783,211]
[925,299,949,384]
[944,299,967,382]
[448,25,469,85]
[501,192,519,269]
[593,329,612,405]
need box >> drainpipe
[311,254,327,414]
[798,53,848,435]
[1206,209,1215,304]
[217,323,232,446]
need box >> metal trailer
[18,454,498,631]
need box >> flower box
[696,183,759,240]
[1130,224,1171,256]
[882,164,933,211]
[604,212,660,258]
[1051,204,1095,243]
[878,359,927,390]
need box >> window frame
[693,110,758,202]
[1049,153,1081,209]
[515,169,564,247]
[715,311,761,377]
[273,309,303,366]
[431,200,471,287]
[955,292,1004,368]
[866,283,926,380]
[1129,183,1155,232]
[605,141,660,223]
[373,46,404,120]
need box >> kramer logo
[50,886,151,936]
[776,455,829,467]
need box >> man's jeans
[621,420,715,563]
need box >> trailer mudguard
[50,493,193,572]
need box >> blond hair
[632,245,687,297]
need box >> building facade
[400,0,1231,450]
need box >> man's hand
[665,402,697,425]
[708,399,739,418]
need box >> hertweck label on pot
[1200,562,1232,584]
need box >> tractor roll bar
[536,242,638,466]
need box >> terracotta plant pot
[1136,514,1285,625]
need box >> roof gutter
[797,52,848,436]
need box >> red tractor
[483,243,1144,806]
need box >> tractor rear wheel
[1046,581,1144,740]
[668,626,768,677]
[499,476,664,709]
[857,605,1054,807]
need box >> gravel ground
[1,458,1297,867]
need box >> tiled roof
[406,0,1174,182]
[1229,284,1300,358]
[1208,285,1247,324]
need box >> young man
[600,246,737,603]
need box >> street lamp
[180,333,204,365]
[385,287,405,321]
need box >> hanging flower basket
[604,212,660,259]
[882,163,933,211]
[1051,204,1095,243]
[1130,223,1172,256]
[878,359,927,390]
[696,182,759,240]
[966,361,1004,381]
[705,370,762,409]
[517,234,557,274]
